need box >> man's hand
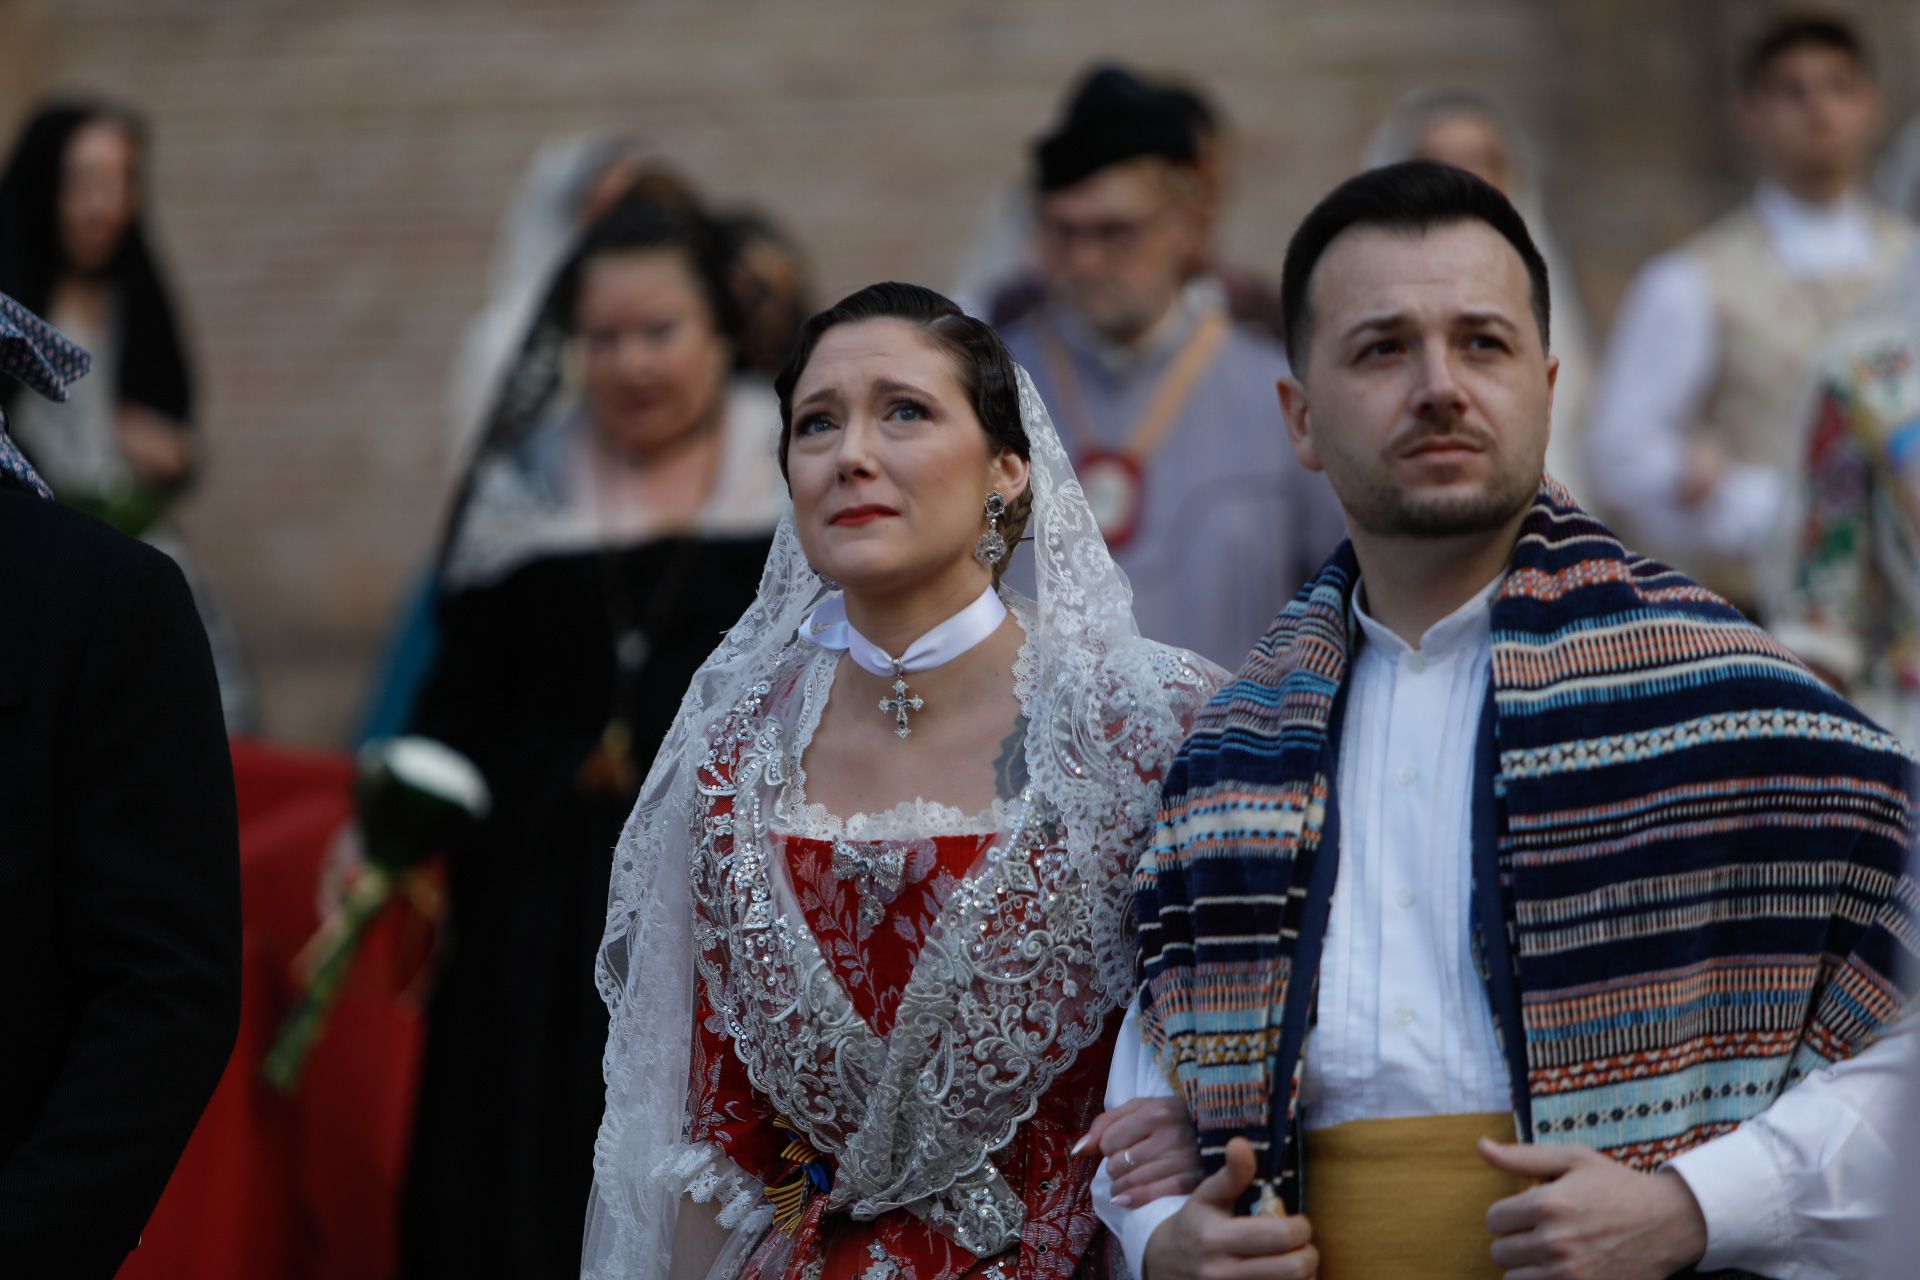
[1140,1136,1317,1280]
[1078,1096,1204,1206]
[1479,1139,1707,1280]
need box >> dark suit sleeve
[0,543,241,1274]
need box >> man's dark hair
[1742,13,1870,92]
[1279,160,1550,371]
[1033,64,1199,193]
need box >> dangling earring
[974,491,1008,566]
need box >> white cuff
[1665,1124,1789,1274]
[1116,1192,1187,1280]
[651,1140,771,1232]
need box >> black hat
[1033,65,1199,193]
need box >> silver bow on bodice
[829,838,908,932]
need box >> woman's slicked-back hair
[1280,160,1550,371]
[772,281,1029,477]
[772,282,1034,577]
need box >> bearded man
[1092,161,1918,1280]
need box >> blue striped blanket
[1135,482,1919,1212]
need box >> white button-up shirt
[1299,576,1511,1131]
[1094,572,1914,1280]
[1586,184,1886,563]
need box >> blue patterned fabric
[0,291,92,497]
[1134,480,1920,1223]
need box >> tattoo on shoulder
[994,715,1031,801]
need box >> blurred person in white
[1363,86,1597,506]
[581,281,1220,1280]
[1771,245,1920,748]
[998,65,1345,671]
[0,98,256,731]
[1874,850,1920,1280]
[1587,13,1913,615]
[398,191,786,1279]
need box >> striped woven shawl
[1135,482,1919,1199]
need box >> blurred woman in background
[399,191,787,1277]
[0,97,255,729]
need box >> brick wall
[2,0,1915,743]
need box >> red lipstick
[830,503,899,526]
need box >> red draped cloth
[118,739,431,1280]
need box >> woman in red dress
[584,283,1220,1280]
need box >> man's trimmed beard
[1339,451,1540,540]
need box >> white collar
[803,585,1008,677]
[1752,182,1879,274]
[1351,571,1502,660]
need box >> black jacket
[0,489,240,1276]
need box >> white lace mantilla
[583,364,1224,1280]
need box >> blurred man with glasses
[999,65,1345,669]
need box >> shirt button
[1397,889,1416,908]
[1407,654,1428,674]
[1396,766,1418,787]
[1395,1006,1417,1026]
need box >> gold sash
[1301,1112,1522,1279]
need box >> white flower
[366,735,491,818]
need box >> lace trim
[1007,593,1042,718]
[652,1141,774,1233]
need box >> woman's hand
[1077,1095,1204,1207]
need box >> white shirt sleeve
[1091,997,1189,1279]
[1586,251,1785,557]
[1667,1013,1919,1279]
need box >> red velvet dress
[685,821,1118,1280]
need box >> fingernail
[1114,1193,1134,1208]
[1070,1136,1092,1156]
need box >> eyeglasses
[1036,201,1177,257]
